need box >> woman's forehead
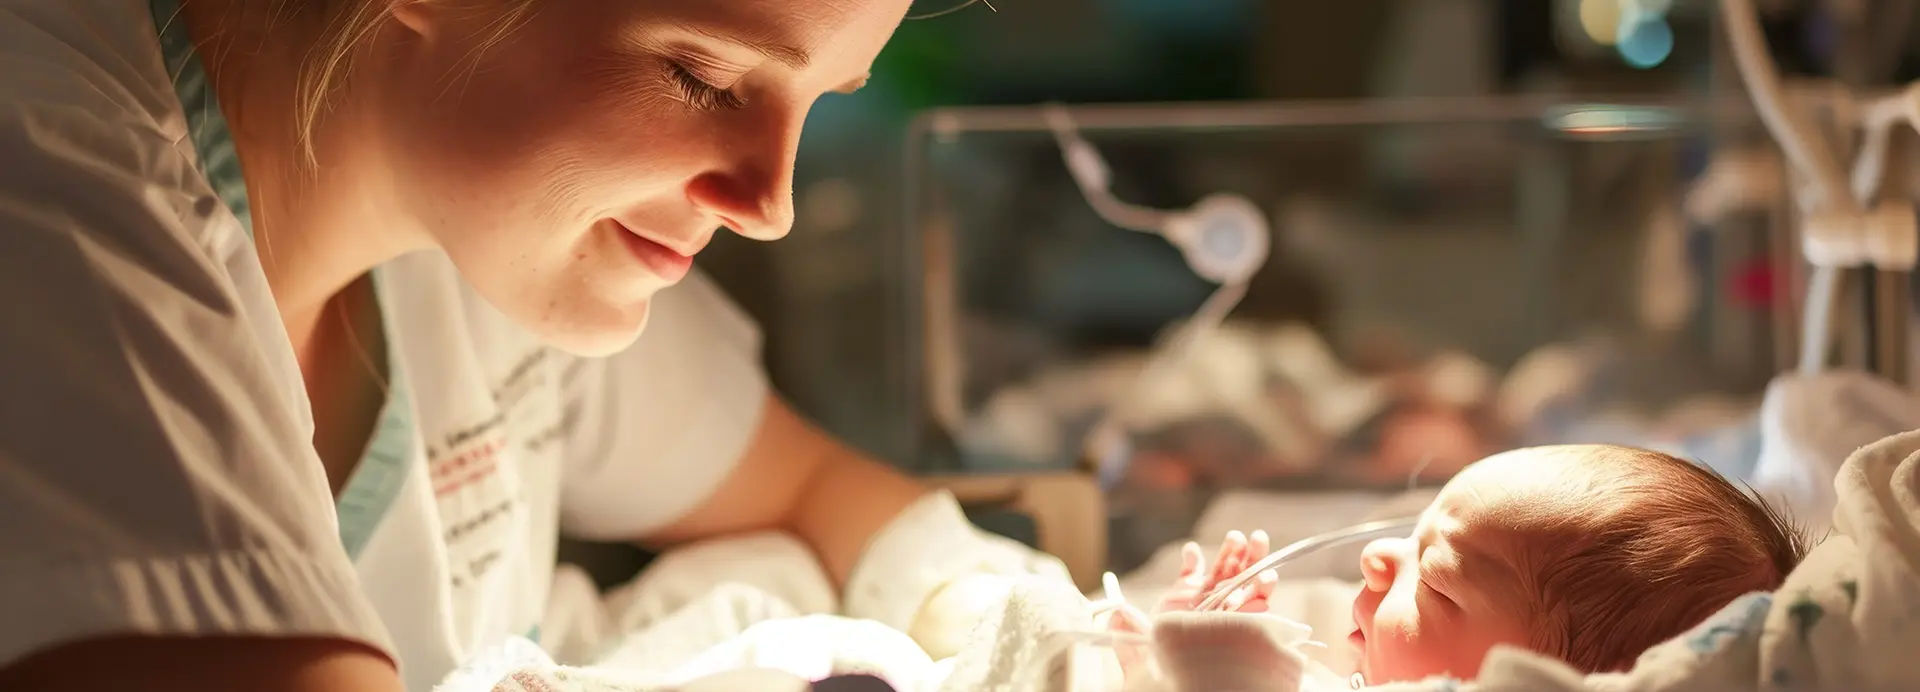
[679,0,909,49]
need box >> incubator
[901,34,1920,604]
[909,93,1770,581]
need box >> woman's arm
[551,272,1063,639]
[637,392,925,586]
[0,637,403,692]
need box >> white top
[0,1,770,689]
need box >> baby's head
[1349,444,1807,684]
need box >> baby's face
[1348,450,1564,684]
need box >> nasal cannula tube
[1195,517,1419,612]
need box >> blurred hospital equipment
[1042,103,1272,484]
[1702,0,1920,540]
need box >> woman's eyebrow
[672,22,812,69]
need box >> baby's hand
[1096,576,1154,680]
[1098,531,1279,685]
[1158,530,1278,615]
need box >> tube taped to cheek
[842,490,1070,632]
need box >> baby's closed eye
[1416,578,1457,609]
[1415,556,1465,609]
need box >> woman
[0,0,1064,690]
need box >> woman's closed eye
[666,62,746,110]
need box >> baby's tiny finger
[1178,542,1208,586]
[1252,570,1280,602]
[1210,531,1247,579]
[1224,584,1259,612]
[1230,531,1264,578]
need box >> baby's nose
[1358,538,1400,592]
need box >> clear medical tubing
[1195,516,1421,613]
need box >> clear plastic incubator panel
[900,96,1805,581]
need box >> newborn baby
[1118,444,1809,687]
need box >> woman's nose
[686,105,803,242]
[1358,538,1403,592]
[686,169,793,241]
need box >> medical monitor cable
[1042,105,1272,478]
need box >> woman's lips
[614,221,693,282]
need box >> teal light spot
[1617,17,1675,69]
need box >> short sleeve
[556,271,771,540]
[0,99,391,667]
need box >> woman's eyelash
[666,63,746,111]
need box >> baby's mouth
[1348,629,1367,685]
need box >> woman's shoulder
[2,0,225,232]
[3,0,185,124]
[0,0,297,407]
[1,0,251,271]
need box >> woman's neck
[178,0,429,357]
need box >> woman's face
[369,0,911,355]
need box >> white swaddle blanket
[437,575,1104,692]
[1355,426,1920,692]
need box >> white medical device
[1042,105,1273,478]
[1718,0,1920,375]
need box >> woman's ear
[387,0,441,41]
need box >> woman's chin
[531,300,652,358]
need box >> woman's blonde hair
[291,0,538,165]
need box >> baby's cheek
[1376,632,1448,681]
[1389,621,1516,682]
[1372,605,1501,683]
[1363,602,1432,681]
